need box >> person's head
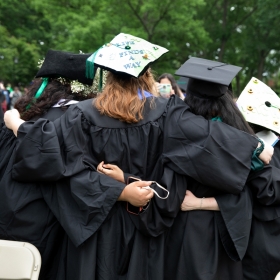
[185,88,255,134]
[157,73,182,97]
[177,57,254,134]
[15,78,72,121]
[15,50,98,121]
[95,68,157,123]
[91,33,168,122]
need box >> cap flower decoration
[36,49,107,98]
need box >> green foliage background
[0,0,279,95]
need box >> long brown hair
[94,69,157,123]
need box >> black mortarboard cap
[175,57,242,98]
[36,49,96,85]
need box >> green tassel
[34,78,49,98]
[98,69,103,92]
[26,78,49,110]
[86,53,96,79]
[86,46,103,79]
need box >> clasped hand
[120,180,154,207]
[97,161,154,207]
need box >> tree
[0,0,52,86]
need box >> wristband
[200,197,205,210]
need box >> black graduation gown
[0,92,5,123]
[243,141,280,280]
[0,108,70,280]
[163,164,254,280]
[11,96,260,279]
[0,109,3,124]
[168,144,280,280]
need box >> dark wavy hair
[157,73,182,97]
[184,89,255,135]
[14,78,73,121]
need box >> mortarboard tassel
[98,69,103,92]
[86,52,96,79]
[26,77,49,110]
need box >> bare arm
[180,190,220,211]
[4,109,24,136]
[97,161,154,206]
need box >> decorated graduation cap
[237,77,280,134]
[175,57,242,98]
[86,33,169,79]
[26,50,100,109]
[36,49,95,85]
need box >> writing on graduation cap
[115,41,135,47]
[119,50,145,57]
[124,61,141,69]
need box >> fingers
[137,181,153,188]
[125,181,154,206]
[144,193,153,206]
[97,161,112,173]
[97,161,104,173]
[259,144,274,164]
[102,163,115,170]
[140,186,154,205]
[134,181,154,197]
[97,162,116,173]
[185,190,195,197]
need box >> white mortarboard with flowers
[86,33,169,79]
[237,77,280,145]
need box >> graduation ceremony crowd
[1,33,280,280]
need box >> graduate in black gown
[100,58,270,280]
[0,49,100,280]
[232,78,280,280]
[4,36,273,279]
[160,58,258,280]
[242,137,280,280]
[0,90,5,123]
[170,58,280,280]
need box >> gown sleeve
[0,124,17,178]
[162,95,259,194]
[11,105,126,246]
[215,187,252,261]
[126,166,187,237]
[12,105,95,181]
[247,165,280,206]
[40,170,126,247]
